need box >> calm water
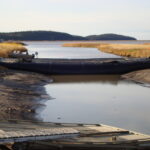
[25,41,150,134]
[25,40,150,59]
[40,75,150,134]
[26,41,120,59]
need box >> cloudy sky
[0,0,150,39]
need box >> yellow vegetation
[63,43,150,58]
[0,42,27,58]
[63,43,102,48]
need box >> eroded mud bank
[0,67,52,120]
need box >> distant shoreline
[0,31,136,41]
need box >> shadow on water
[50,75,121,85]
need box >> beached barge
[0,120,150,150]
[0,58,150,74]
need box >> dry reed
[0,42,27,58]
[63,43,150,58]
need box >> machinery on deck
[8,51,35,62]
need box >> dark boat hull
[0,58,150,74]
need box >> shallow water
[40,75,150,135]
[25,40,150,59]
[25,41,150,135]
[25,41,120,59]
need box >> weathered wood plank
[0,120,149,148]
[118,134,150,141]
[0,128,79,143]
[87,125,128,133]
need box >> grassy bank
[0,42,27,58]
[63,43,150,58]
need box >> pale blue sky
[0,0,150,39]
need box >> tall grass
[0,42,27,58]
[63,43,150,58]
[63,43,103,48]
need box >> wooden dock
[0,120,150,150]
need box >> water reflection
[50,75,120,85]
[40,75,150,135]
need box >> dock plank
[87,125,129,134]
[0,120,149,149]
[118,134,150,141]
[0,127,79,144]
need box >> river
[26,41,120,59]
[25,41,150,134]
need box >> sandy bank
[0,67,51,120]
[122,69,150,84]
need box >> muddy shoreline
[0,65,150,121]
[122,69,150,85]
[0,67,52,120]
